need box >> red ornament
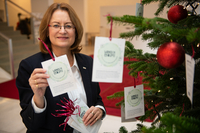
[157,42,185,69]
[167,5,188,24]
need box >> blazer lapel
[75,54,93,106]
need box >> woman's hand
[82,106,103,126]
[29,68,49,108]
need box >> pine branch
[107,15,144,26]
[141,112,200,133]
[141,0,200,16]
[107,91,124,100]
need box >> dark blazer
[16,52,104,133]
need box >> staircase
[0,22,40,78]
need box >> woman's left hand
[82,106,103,126]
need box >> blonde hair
[39,3,83,54]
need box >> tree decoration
[156,41,185,69]
[106,0,200,132]
[167,5,188,24]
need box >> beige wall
[3,0,140,33]
[6,0,31,28]
[1,0,68,28]
[87,0,140,33]
[54,0,69,3]
[53,0,140,33]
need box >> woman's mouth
[57,37,68,40]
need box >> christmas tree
[107,0,200,132]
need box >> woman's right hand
[29,68,49,108]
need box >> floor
[0,44,151,133]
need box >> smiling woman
[48,10,76,57]
[39,3,83,56]
[16,3,106,133]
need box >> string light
[170,77,173,80]
[185,2,199,15]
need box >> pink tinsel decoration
[52,98,80,131]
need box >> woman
[16,3,105,133]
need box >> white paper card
[121,103,137,122]
[124,85,144,119]
[185,54,195,105]
[92,36,125,83]
[41,55,77,97]
[68,99,102,133]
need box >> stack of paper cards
[68,99,102,133]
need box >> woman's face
[48,9,76,52]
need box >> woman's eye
[53,25,60,28]
[65,25,72,29]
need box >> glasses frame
[48,24,75,30]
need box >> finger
[34,78,48,85]
[87,110,100,125]
[90,117,99,126]
[83,110,95,125]
[32,68,47,75]
[29,69,49,85]
[36,83,49,89]
[32,73,49,84]
[34,73,49,80]
[29,77,48,89]
[83,108,101,126]
[88,108,103,126]
[82,106,95,121]
[86,111,101,126]
[84,112,95,126]
[35,84,39,89]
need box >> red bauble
[167,5,188,24]
[157,42,185,69]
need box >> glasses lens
[52,24,60,28]
[64,24,73,29]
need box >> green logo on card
[76,106,88,123]
[127,89,142,107]
[98,43,121,67]
[48,62,68,82]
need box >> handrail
[5,0,41,26]
[0,32,15,79]
[4,0,42,44]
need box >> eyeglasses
[48,24,75,30]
